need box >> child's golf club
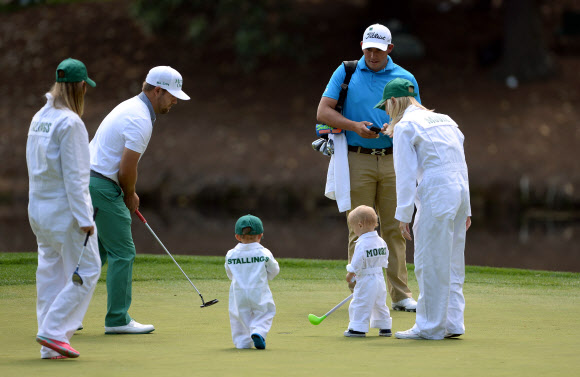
[135,209,218,308]
[308,293,353,325]
[72,208,98,286]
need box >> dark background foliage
[0,0,579,271]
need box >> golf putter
[308,293,353,325]
[135,209,218,308]
[72,208,99,286]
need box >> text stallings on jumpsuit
[227,256,270,265]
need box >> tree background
[0,0,578,271]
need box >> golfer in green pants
[88,66,190,334]
[89,177,135,329]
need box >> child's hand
[346,272,356,283]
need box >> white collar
[235,242,262,250]
[355,230,379,242]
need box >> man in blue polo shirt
[316,24,419,312]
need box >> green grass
[1,253,579,377]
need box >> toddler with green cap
[225,214,280,349]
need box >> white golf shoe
[395,328,423,340]
[391,298,417,312]
[105,319,155,334]
[444,332,463,338]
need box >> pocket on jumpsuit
[31,198,74,243]
[428,184,462,219]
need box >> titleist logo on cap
[361,24,391,51]
[366,32,386,40]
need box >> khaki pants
[347,151,412,303]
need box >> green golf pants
[89,176,134,327]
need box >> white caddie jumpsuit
[347,231,392,333]
[393,105,471,340]
[225,242,280,349]
[26,93,101,358]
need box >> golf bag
[312,60,358,156]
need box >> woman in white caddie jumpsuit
[375,78,471,340]
[26,58,101,359]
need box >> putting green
[0,254,579,377]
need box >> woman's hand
[399,222,412,241]
[381,123,394,138]
[80,225,94,236]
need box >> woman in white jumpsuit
[26,58,101,358]
[375,78,471,340]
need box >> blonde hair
[238,226,262,242]
[385,96,432,132]
[348,205,378,229]
[49,81,86,116]
[238,234,261,242]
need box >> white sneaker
[395,328,423,340]
[392,298,417,312]
[105,319,155,334]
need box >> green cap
[235,215,264,235]
[374,78,416,110]
[55,58,96,87]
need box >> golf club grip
[83,207,99,246]
[80,207,98,250]
[83,231,90,246]
[325,293,353,317]
[135,209,147,223]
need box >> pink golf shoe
[36,336,79,358]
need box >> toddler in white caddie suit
[344,205,392,337]
[225,214,280,349]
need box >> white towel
[325,133,351,212]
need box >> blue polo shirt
[322,56,420,149]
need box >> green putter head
[308,314,327,325]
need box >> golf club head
[312,138,326,151]
[308,314,326,325]
[200,299,219,308]
[72,270,83,286]
[325,138,334,155]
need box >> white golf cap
[145,66,190,100]
[361,24,392,51]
